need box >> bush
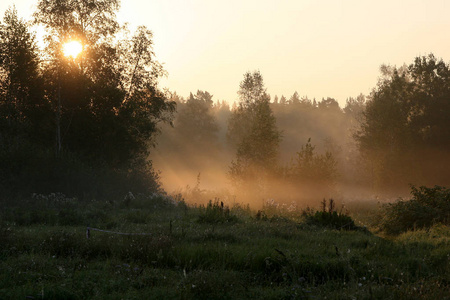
[197,199,238,224]
[380,185,450,235]
[303,199,358,230]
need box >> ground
[1,194,449,299]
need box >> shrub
[380,185,450,235]
[303,199,358,230]
[197,199,238,224]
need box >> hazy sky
[2,0,450,106]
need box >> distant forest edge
[1,2,449,203]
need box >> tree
[228,71,281,191]
[175,90,219,147]
[344,94,366,120]
[0,2,176,198]
[318,97,341,111]
[227,71,274,146]
[33,0,120,45]
[299,95,313,107]
[116,25,175,161]
[289,91,300,104]
[357,66,416,189]
[273,95,279,104]
[33,0,122,158]
[356,54,450,189]
[237,70,265,108]
[0,6,47,143]
[32,0,175,166]
[288,138,338,195]
[407,55,450,148]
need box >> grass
[0,194,449,299]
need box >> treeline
[152,75,365,203]
[0,2,175,199]
[1,2,449,203]
[153,56,450,204]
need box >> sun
[63,40,83,58]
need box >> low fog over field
[151,66,450,208]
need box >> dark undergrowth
[380,185,450,235]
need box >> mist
[151,92,382,209]
[151,58,450,210]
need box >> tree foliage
[31,0,175,165]
[0,2,175,198]
[236,70,265,108]
[176,90,219,146]
[33,0,120,43]
[318,97,340,111]
[283,139,338,198]
[0,6,46,142]
[344,94,366,118]
[356,54,450,189]
[228,71,281,191]
[292,139,337,185]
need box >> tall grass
[1,192,449,299]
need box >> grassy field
[0,193,449,299]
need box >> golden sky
[2,0,450,106]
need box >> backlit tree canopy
[30,0,175,165]
[356,54,450,189]
[0,6,45,141]
[228,71,281,191]
[0,1,175,197]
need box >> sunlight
[32,24,46,51]
[63,40,83,58]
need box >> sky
[1,0,450,106]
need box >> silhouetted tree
[407,55,450,148]
[356,54,450,189]
[0,6,47,144]
[287,138,338,196]
[176,90,219,147]
[228,71,281,191]
[289,91,300,104]
[318,97,341,112]
[344,94,366,120]
[33,0,175,166]
[237,70,265,107]
[0,2,175,198]
[273,95,279,104]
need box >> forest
[1,0,450,203]
[0,1,449,299]
[154,59,450,206]
[1,0,450,202]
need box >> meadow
[0,192,449,300]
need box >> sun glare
[63,41,83,58]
